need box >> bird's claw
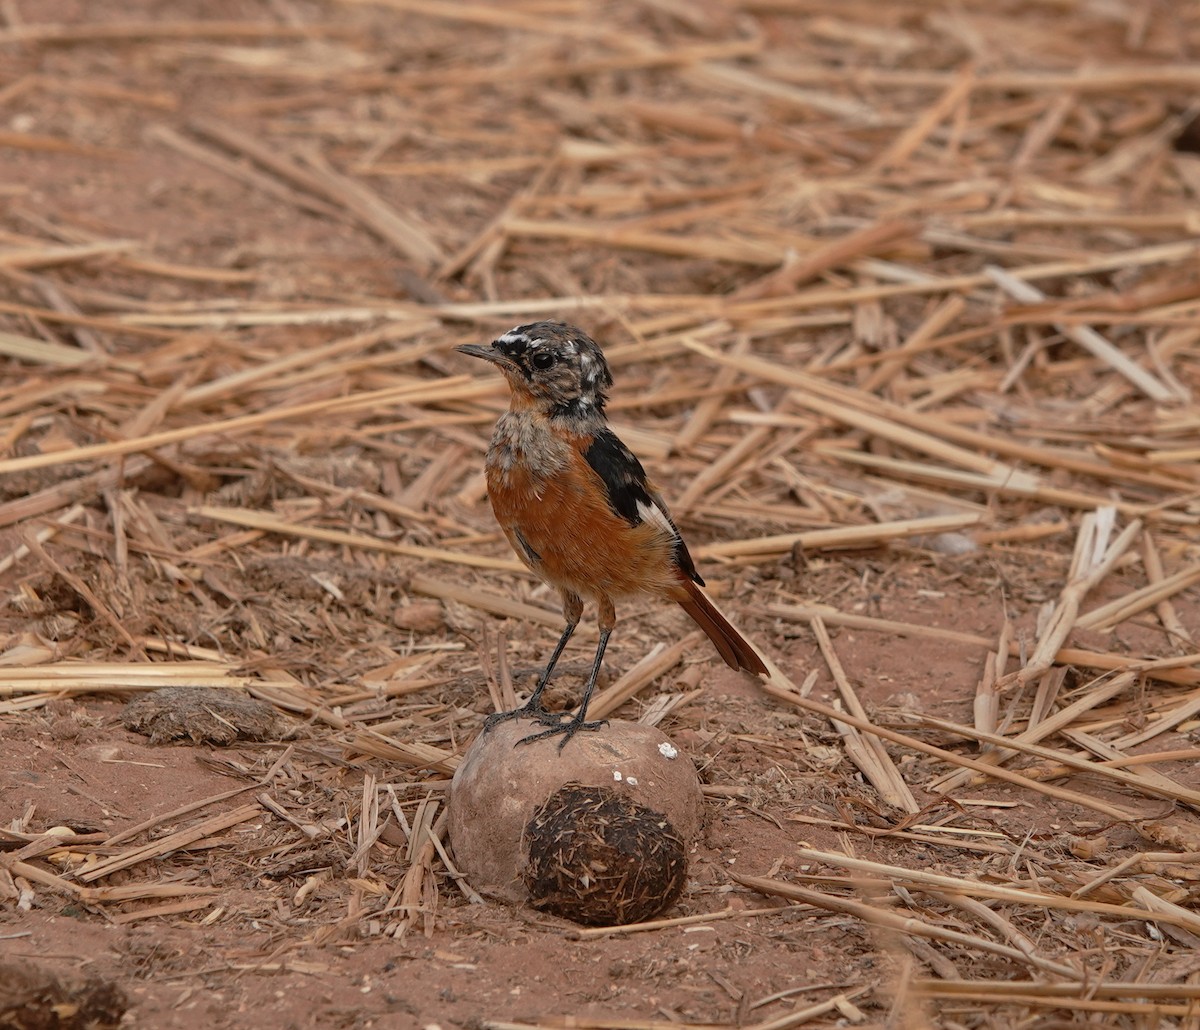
[483,699,565,732]
[516,716,607,750]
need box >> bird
[458,320,768,748]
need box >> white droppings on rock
[626,775,639,786]
[613,770,622,781]
[659,742,678,759]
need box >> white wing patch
[636,499,676,539]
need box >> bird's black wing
[583,427,704,585]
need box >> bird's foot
[516,714,607,750]
[483,699,565,733]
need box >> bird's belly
[487,463,676,600]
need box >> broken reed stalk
[0,375,485,476]
[744,847,1200,938]
[985,264,1176,401]
[731,873,1083,981]
[912,711,1200,809]
[5,0,1200,1011]
[931,671,1135,792]
[589,633,698,720]
[766,603,1200,686]
[385,807,447,940]
[810,616,918,813]
[78,804,264,882]
[756,675,1138,820]
[1015,510,1142,685]
[1140,530,1194,645]
[1075,560,1200,632]
[194,505,525,573]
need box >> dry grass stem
[4,0,1200,1020]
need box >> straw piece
[297,148,446,272]
[572,904,790,939]
[589,634,698,721]
[914,712,1200,809]
[731,873,1082,981]
[148,124,343,219]
[985,265,1176,402]
[188,118,446,270]
[672,425,773,512]
[915,992,1198,1018]
[685,340,1038,487]
[930,672,1134,793]
[110,897,217,925]
[1141,530,1194,646]
[1113,686,1200,749]
[914,980,1200,1000]
[873,64,977,170]
[334,0,595,35]
[1062,728,1190,798]
[0,376,480,476]
[1016,511,1142,685]
[104,783,264,847]
[20,530,138,650]
[347,729,460,774]
[0,20,355,44]
[860,295,967,394]
[409,574,560,628]
[78,804,263,882]
[193,505,524,573]
[0,329,95,367]
[1077,560,1200,633]
[769,848,1200,936]
[0,504,85,575]
[0,240,135,268]
[697,512,982,559]
[734,218,920,301]
[757,674,1137,820]
[767,602,1200,685]
[810,616,918,813]
[689,62,880,122]
[501,217,783,266]
[1130,885,1200,937]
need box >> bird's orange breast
[486,430,677,602]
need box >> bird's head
[458,321,613,421]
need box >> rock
[447,718,702,916]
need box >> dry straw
[1,0,1199,1024]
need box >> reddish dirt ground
[3,1,1200,1028]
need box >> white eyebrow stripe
[636,499,676,538]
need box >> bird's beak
[457,343,517,373]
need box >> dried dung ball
[447,717,702,909]
[0,961,126,1030]
[122,686,286,745]
[523,783,686,926]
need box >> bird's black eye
[531,351,556,371]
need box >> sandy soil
[3,1,1200,1028]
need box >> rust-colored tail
[674,578,768,675]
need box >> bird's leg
[519,596,614,749]
[484,592,582,731]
